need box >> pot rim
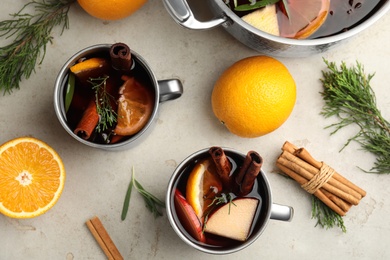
[213,0,390,46]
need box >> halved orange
[278,0,330,39]
[0,137,66,218]
[186,158,223,220]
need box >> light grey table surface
[1,0,389,259]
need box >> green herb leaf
[0,0,76,94]
[320,59,390,174]
[121,170,134,221]
[121,167,165,220]
[234,0,280,12]
[65,73,75,113]
[311,196,346,232]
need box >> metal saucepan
[163,0,390,57]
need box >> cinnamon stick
[209,147,232,189]
[86,216,123,260]
[279,152,360,205]
[235,151,263,196]
[110,43,133,71]
[277,141,366,216]
[282,151,362,201]
[74,99,99,140]
[294,148,366,197]
[276,162,346,216]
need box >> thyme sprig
[320,59,390,174]
[121,167,165,220]
[312,196,346,232]
[0,0,76,94]
[89,76,117,133]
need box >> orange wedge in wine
[186,158,223,220]
[278,0,330,39]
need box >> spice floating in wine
[171,147,266,248]
[64,43,155,144]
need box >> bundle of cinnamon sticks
[276,141,366,216]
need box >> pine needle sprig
[0,0,76,94]
[89,76,118,133]
[312,196,346,232]
[320,59,390,174]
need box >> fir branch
[0,0,76,94]
[320,59,390,174]
[312,196,346,232]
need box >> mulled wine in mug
[54,43,183,150]
[166,147,294,254]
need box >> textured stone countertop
[1,0,390,259]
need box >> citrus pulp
[0,137,65,218]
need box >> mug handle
[163,0,226,30]
[270,203,294,222]
[158,79,184,103]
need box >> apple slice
[204,198,259,242]
[174,189,206,243]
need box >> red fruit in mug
[174,189,206,243]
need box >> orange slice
[70,57,110,84]
[186,158,223,220]
[114,76,154,136]
[278,0,330,39]
[0,137,66,218]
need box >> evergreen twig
[0,0,76,94]
[320,59,390,174]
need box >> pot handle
[163,0,226,30]
[270,203,294,222]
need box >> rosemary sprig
[320,59,390,174]
[312,196,346,232]
[89,76,118,133]
[121,167,165,220]
[0,0,76,94]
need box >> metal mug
[54,44,183,150]
[163,0,390,57]
[166,147,293,254]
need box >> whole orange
[77,0,147,20]
[211,56,296,138]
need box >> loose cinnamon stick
[235,151,263,196]
[110,43,133,71]
[209,147,232,189]
[86,216,123,260]
[74,99,99,140]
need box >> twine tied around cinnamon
[276,141,366,216]
[301,163,335,194]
